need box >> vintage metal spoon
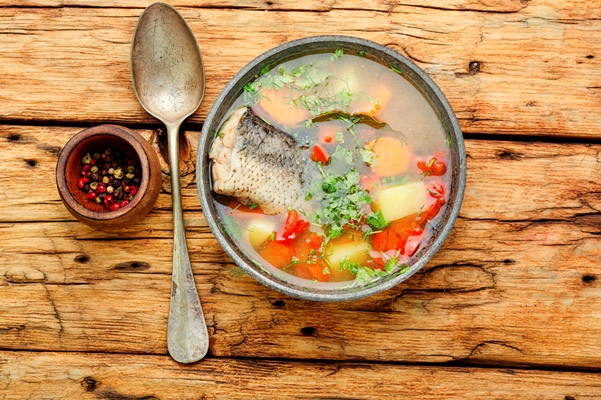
[130,2,208,363]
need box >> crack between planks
[1,347,601,375]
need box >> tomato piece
[318,125,338,144]
[360,174,380,193]
[281,210,310,239]
[431,161,447,176]
[405,235,422,257]
[420,198,446,222]
[418,157,446,176]
[258,240,295,269]
[428,183,445,199]
[310,144,329,164]
[417,159,430,173]
[372,230,389,252]
[281,210,300,238]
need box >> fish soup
[209,49,451,289]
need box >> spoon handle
[165,122,209,363]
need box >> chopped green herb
[360,147,378,166]
[331,48,344,61]
[331,144,354,165]
[381,175,410,187]
[366,210,388,230]
[282,257,299,271]
[248,203,259,210]
[390,65,403,75]
[356,266,374,284]
[315,168,372,239]
[383,253,400,273]
[358,51,365,57]
[269,232,275,241]
[258,64,271,77]
[258,115,271,126]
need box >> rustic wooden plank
[0,0,595,15]
[3,124,601,223]
[1,351,601,399]
[0,125,200,222]
[3,126,601,367]
[1,5,601,137]
[3,215,601,368]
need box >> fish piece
[209,107,315,215]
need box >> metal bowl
[196,35,466,302]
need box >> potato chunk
[325,232,369,281]
[327,240,369,268]
[246,219,276,249]
[374,181,427,223]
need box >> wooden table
[2,1,601,398]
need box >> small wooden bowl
[56,125,162,229]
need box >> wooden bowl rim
[56,124,153,222]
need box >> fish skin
[209,107,315,215]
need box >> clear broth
[211,51,450,289]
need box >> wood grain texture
[1,3,601,137]
[2,125,601,369]
[2,351,601,400]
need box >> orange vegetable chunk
[367,137,411,176]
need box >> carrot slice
[257,88,310,127]
[290,230,329,282]
[258,240,295,269]
[366,137,411,176]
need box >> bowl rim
[56,124,153,222]
[197,35,466,302]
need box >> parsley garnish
[331,48,344,61]
[331,144,354,165]
[366,210,388,230]
[315,168,371,239]
[243,58,353,117]
[360,147,378,166]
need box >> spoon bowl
[131,3,204,123]
[131,2,208,364]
